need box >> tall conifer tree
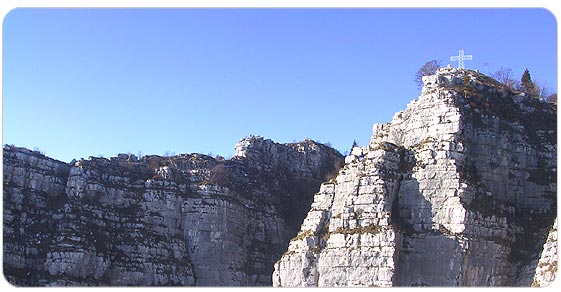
[520,69,536,96]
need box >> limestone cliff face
[3,68,557,287]
[3,137,343,286]
[273,68,557,287]
[533,219,558,287]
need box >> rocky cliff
[3,68,557,287]
[3,137,343,286]
[273,68,557,287]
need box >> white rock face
[3,139,344,286]
[273,143,400,287]
[532,219,558,287]
[273,68,557,287]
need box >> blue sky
[2,8,558,162]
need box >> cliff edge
[3,137,343,286]
[273,68,557,287]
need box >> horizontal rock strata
[3,137,343,286]
[273,68,557,287]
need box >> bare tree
[415,60,442,89]
[33,147,45,155]
[545,93,557,103]
[209,163,229,185]
[491,67,518,90]
[534,80,554,101]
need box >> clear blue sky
[2,8,558,162]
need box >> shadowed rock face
[273,68,557,287]
[3,137,343,286]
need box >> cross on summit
[450,49,473,69]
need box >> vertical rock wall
[3,148,71,286]
[3,137,343,286]
[273,68,557,287]
[273,143,401,287]
[3,68,556,287]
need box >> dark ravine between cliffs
[3,137,344,286]
[3,68,557,287]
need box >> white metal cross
[450,49,473,69]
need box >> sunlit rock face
[273,68,557,287]
[3,137,343,286]
[532,219,558,287]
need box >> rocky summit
[3,68,557,287]
[3,137,343,286]
[273,68,557,287]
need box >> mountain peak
[274,67,557,287]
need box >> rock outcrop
[3,68,557,287]
[273,68,557,287]
[533,219,557,287]
[3,137,343,286]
